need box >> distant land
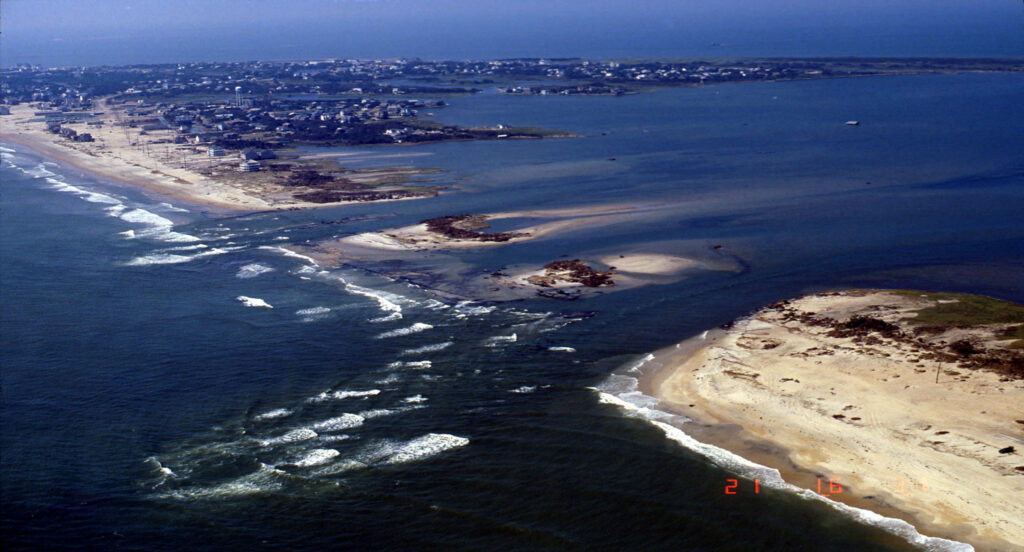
[2,56,1022,210]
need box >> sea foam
[253,408,293,421]
[376,322,433,339]
[593,378,974,552]
[237,296,274,309]
[236,263,275,279]
[381,433,470,464]
[306,389,380,404]
[400,342,453,356]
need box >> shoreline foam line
[591,389,973,552]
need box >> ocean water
[2,72,1023,551]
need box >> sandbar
[337,203,672,252]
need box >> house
[239,160,260,172]
[207,145,226,157]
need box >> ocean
[2,72,1023,551]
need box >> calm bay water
[2,72,1023,551]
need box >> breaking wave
[593,375,974,552]
[237,296,274,309]
[125,246,237,266]
[400,342,453,356]
[258,428,318,447]
[290,449,341,468]
[307,413,365,432]
[376,322,433,339]
[155,463,285,500]
[306,389,380,403]
[253,408,293,421]
[257,245,318,266]
[484,333,517,347]
[378,433,470,465]
[236,263,275,279]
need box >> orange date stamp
[725,476,927,496]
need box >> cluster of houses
[128,94,445,150]
[45,118,93,142]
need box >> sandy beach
[0,103,436,211]
[648,290,1024,550]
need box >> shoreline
[0,103,440,212]
[613,290,1024,551]
[0,110,272,211]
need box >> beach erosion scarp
[603,289,1024,551]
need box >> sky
[1,0,1022,66]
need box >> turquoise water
[2,72,1022,551]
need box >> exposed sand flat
[653,290,1024,551]
[0,103,434,211]
[600,253,698,275]
[339,204,672,252]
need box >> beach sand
[0,103,435,211]
[648,290,1024,550]
[337,203,671,252]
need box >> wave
[452,301,496,318]
[379,433,470,465]
[356,407,423,421]
[236,263,275,279]
[159,202,190,213]
[403,394,428,404]
[290,449,340,468]
[306,389,380,403]
[258,428,318,447]
[237,296,274,309]
[376,322,433,339]
[484,333,517,347]
[257,245,319,266]
[296,306,331,315]
[318,434,352,443]
[344,282,406,321]
[125,247,235,266]
[400,342,453,356]
[119,208,200,243]
[548,346,576,353]
[307,413,366,432]
[24,162,58,178]
[510,386,537,394]
[144,456,177,479]
[155,463,285,500]
[375,373,402,385]
[253,408,293,421]
[592,381,974,552]
[46,177,123,206]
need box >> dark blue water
[2,72,1023,551]
[3,2,1022,66]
